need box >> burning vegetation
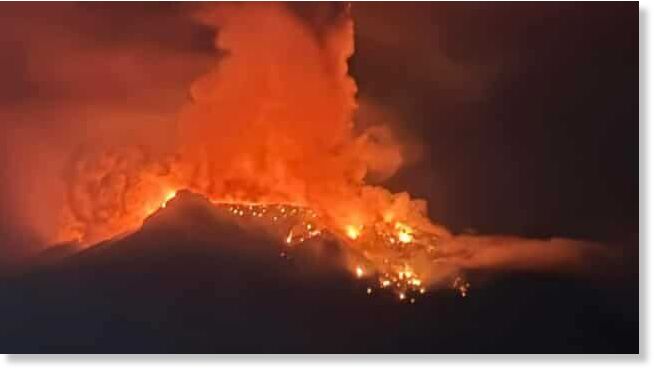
[46,3,607,301]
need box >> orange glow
[161,190,177,208]
[345,225,362,240]
[395,222,414,244]
[50,3,593,301]
[48,4,482,300]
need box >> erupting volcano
[0,1,638,354]
[40,2,613,301]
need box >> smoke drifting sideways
[1,3,616,289]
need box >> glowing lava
[395,222,414,244]
[345,225,362,240]
[161,190,177,208]
[194,196,440,302]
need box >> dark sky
[351,2,637,242]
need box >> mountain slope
[0,193,638,353]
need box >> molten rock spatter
[205,198,467,302]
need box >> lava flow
[212,201,443,301]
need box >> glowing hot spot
[161,190,177,208]
[395,222,414,244]
[345,225,362,240]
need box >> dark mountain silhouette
[0,192,637,353]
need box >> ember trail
[208,199,469,301]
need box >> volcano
[0,193,637,353]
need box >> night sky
[350,2,637,242]
[0,2,638,353]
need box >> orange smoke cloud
[0,3,212,260]
[52,3,409,244]
[57,147,184,245]
[179,4,365,207]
